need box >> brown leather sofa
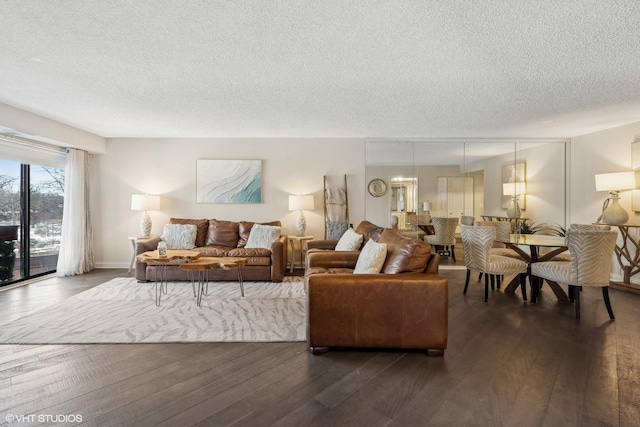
[305,224,448,356]
[135,218,287,282]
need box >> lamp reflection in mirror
[595,171,636,225]
[289,194,315,236]
[131,194,160,237]
[422,201,432,223]
[502,182,526,219]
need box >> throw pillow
[205,219,240,247]
[245,224,282,249]
[378,229,431,274]
[353,239,387,274]
[161,224,197,250]
[334,228,364,251]
[238,220,282,247]
[169,218,209,247]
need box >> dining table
[498,233,570,302]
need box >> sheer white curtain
[56,148,94,276]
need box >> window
[29,165,65,276]
[0,139,65,286]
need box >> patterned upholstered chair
[547,224,604,262]
[460,225,529,302]
[460,216,475,226]
[530,226,617,319]
[474,220,521,289]
[425,217,459,261]
[476,220,521,259]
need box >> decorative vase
[295,211,307,236]
[601,196,629,225]
[157,241,168,257]
[507,197,521,219]
[140,211,152,237]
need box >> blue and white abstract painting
[196,159,262,203]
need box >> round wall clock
[368,178,387,197]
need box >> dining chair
[474,220,522,288]
[425,217,459,261]
[530,226,617,319]
[460,215,474,226]
[476,220,521,259]
[547,224,607,262]
[460,225,529,302]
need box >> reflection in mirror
[390,176,417,230]
[365,138,570,263]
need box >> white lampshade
[131,194,160,211]
[288,194,315,211]
[422,201,431,211]
[595,171,636,192]
[502,182,527,196]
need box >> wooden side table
[288,235,313,273]
[609,223,640,292]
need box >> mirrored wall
[365,138,570,236]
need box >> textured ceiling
[1,1,640,139]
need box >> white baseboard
[94,262,129,269]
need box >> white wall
[4,101,640,283]
[469,142,567,227]
[0,102,106,153]
[570,121,640,283]
[93,138,365,268]
[570,122,640,224]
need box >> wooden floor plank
[221,352,377,427]
[1,268,639,426]
[85,342,304,427]
[36,344,249,422]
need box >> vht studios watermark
[5,413,83,423]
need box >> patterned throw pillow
[353,239,387,274]
[161,224,197,250]
[334,228,364,251]
[245,224,282,249]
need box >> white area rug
[0,277,306,344]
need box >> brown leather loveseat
[135,218,287,282]
[305,222,448,356]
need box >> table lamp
[595,171,636,225]
[422,201,432,223]
[289,194,315,236]
[503,182,526,219]
[131,194,160,237]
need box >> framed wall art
[196,159,262,203]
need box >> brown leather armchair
[306,228,448,356]
[305,220,384,269]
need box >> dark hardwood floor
[1,268,639,426]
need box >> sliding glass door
[0,159,64,286]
